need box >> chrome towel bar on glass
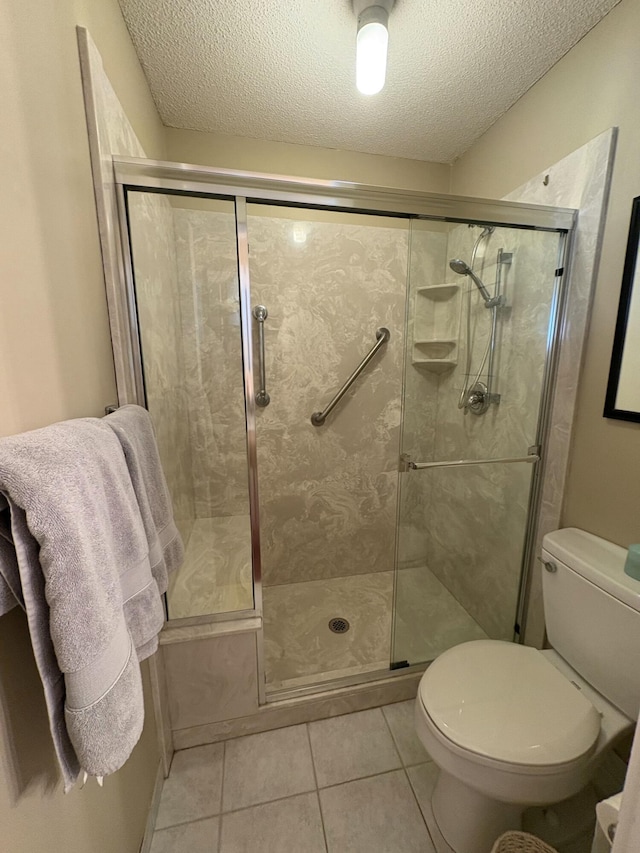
[311,327,390,427]
[253,305,270,407]
[400,449,540,471]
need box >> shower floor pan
[263,567,487,694]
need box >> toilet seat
[419,640,601,767]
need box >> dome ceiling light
[353,0,395,95]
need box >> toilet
[414,528,640,853]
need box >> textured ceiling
[118,0,620,163]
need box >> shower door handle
[253,305,270,407]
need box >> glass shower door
[245,204,410,692]
[126,191,254,620]
[392,221,565,666]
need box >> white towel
[0,418,165,790]
[105,405,183,593]
[105,404,183,660]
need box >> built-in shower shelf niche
[411,282,461,372]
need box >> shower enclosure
[115,159,572,701]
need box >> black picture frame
[604,195,640,423]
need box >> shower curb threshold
[172,670,424,751]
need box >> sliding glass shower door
[392,221,565,666]
[245,204,410,692]
[121,171,570,699]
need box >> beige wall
[451,0,640,547]
[0,1,163,852]
[166,127,451,192]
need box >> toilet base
[432,769,524,853]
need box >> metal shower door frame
[112,156,576,701]
[115,184,264,616]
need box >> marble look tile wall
[172,207,250,520]
[503,129,616,648]
[427,225,561,638]
[78,29,196,549]
[420,461,533,640]
[128,195,196,546]
[246,212,410,587]
[397,225,447,569]
[435,224,561,462]
[77,28,145,404]
[163,631,258,730]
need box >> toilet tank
[542,528,640,720]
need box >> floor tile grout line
[380,703,408,767]
[156,762,439,833]
[156,786,322,833]
[381,701,434,769]
[305,723,330,853]
[404,765,439,850]
[154,813,222,832]
[317,766,409,793]
[220,785,319,817]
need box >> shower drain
[328,617,350,634]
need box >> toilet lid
[419,640,601,766]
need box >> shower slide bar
[311,327,390,426]
[403,449,540,470]
[253,305,270,407]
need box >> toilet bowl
[413,529,640,853]
[414,641,629,853]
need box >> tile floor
[150,700,441,853]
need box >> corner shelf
[412,357,457,374]
[415,284,460,301]
[413,339,456,359]
[411,283,461,372]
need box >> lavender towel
[105,405,183,596]
[0,418,165,791]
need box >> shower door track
[265,662,430,704]
[112,156,576,704]
[113,157,575,231]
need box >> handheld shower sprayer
[449,259,495,306]
[449,225,506,415]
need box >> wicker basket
[490,831,560,853]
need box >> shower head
[449,258,492,305]
[449,258,472,276]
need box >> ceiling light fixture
[353,0,395,95]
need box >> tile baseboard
[139,761,165,853]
